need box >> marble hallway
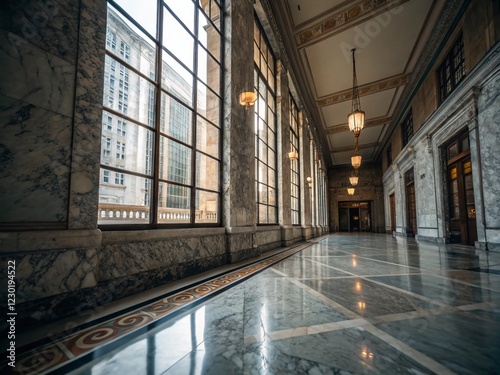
[5,233,500,375]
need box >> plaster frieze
[317,73,410,107]
[295,0,410,46]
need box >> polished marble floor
[10,234,500,374]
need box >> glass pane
[112,0,157,37]
[258,204,268,223]
[268,206,276,223]
[163,9,194,72]
[196,153,219,191]
[104,55,155,126]
[463,160,471,174]
[268,187,276,206]
[106,6,156,76]
[258,118,267,142]
[198,11,220,61]
[268,167,275,188]
[268,128,275,148]
[160,92,193,144]
[258,183,268,204]
[195,191,218,223]
[258,161,267,185]
[196,118,219,158]
[197,82,220,127]
[268,148,276,168]
[165,0,195,33]
[461,136,469,151]
[448,142,458,160]
[160,137,192,185]
[158,182,191,223]
[259,142,267,163]
[197,44,220,94]
[98,171,151,224]
[161,50,193,105]
[100,112,154,176]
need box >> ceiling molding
[331,142,380,153]
[317,73,410,107]
[295,0,410,47]
[326,116,391,134]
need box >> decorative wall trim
[317,73,410,107]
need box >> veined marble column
[222,0,257,262]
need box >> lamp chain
[351,48,361,114]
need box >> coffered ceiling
[266,0,447,167]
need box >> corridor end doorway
[339,201,371,232]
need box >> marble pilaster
[67,0,106,229]
[477,68,500,250]
[222,0,257,261]
[276,61,292,226]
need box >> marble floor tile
[12,233,500,375]
[375,312,500,375]
[308,255,421,276]
[300,277,440,318]
[366,274,500,307]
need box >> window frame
[98,0,224,229]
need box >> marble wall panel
[0,95,72,223]
[0,0,80,64]
[0,29,76,118]
[478,71,500,231]
[414,145,437,223]
[0,247,98,304]
[98,235,226,281]
[67,0,106,229]
[256,228,281,246]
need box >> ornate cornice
[317,73,410,107]
[296,0,410,46]
[325,116,390,134]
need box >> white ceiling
[268,0,446,167]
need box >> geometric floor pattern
[6,233,500,374]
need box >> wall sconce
[239,91,257,107]
[288,151,298,160]
[347,188,355,195]
[306,177,312,188]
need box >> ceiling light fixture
[349,169,359,186]
[347,188,355,196]
[348,48,365,136]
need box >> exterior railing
[98,203,217,223]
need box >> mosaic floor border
[6,243,312,375]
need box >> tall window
[402,109,413,147]
[290,95,300,225]
[438,33,466,102]
[254,19,277,224]
[98,0,223,226]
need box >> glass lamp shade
[288,151,298,160]
[349,176,359,186]
[348,110,365,133]
[239,91,257,107]
[351,154,362,169]
[347,188,355,195]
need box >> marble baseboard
[415,235,448,244]
[476,241,500,252]
[259,240,282,253]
